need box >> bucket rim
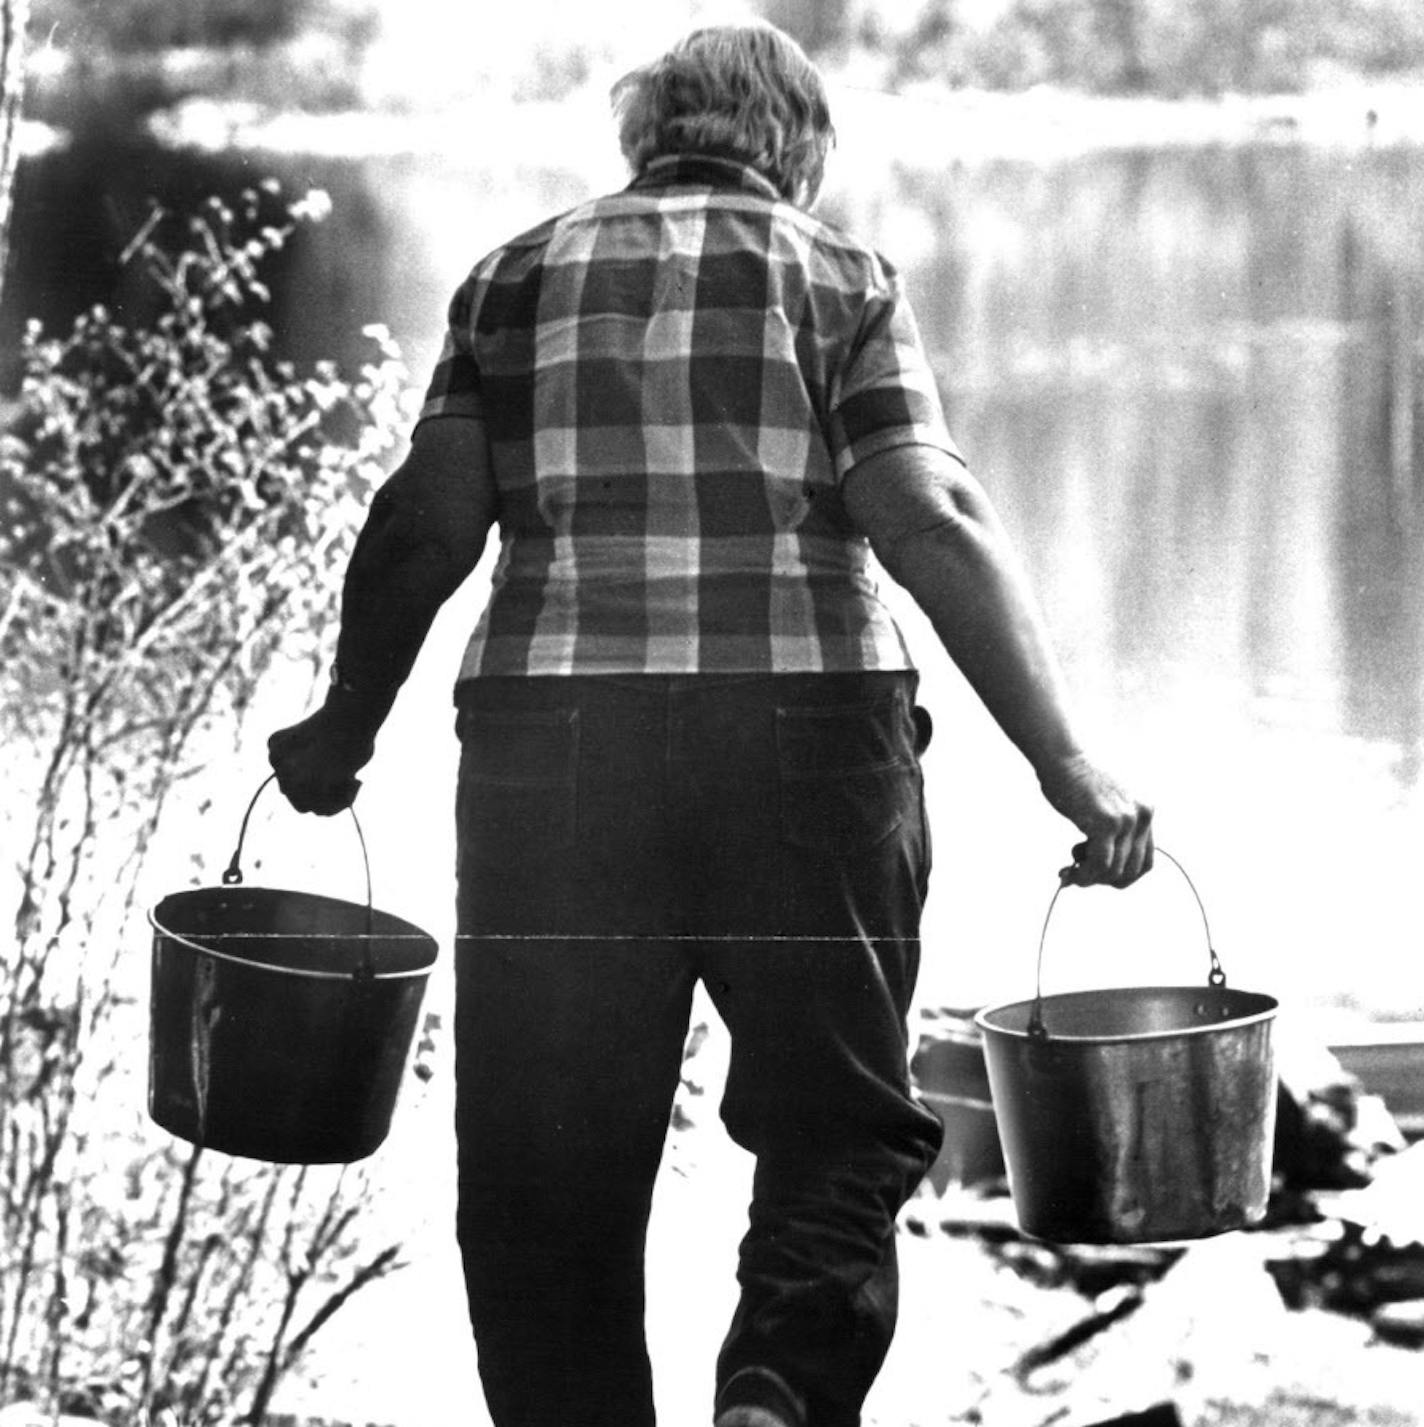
[148,892,437,982]
[974,984,1278,1045]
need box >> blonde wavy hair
[611,24,836,208]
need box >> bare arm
[842,444,1153,887]
[268,418,497,814]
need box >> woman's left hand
[267,706,373,816]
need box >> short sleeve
[826,268,962,483]
[414,281,485,429]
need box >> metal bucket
[975,853,1278,1244]
[148,778,438,1164]
[913,1008,1005,1191]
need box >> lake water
[6,114,1422,1025]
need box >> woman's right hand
[1036,752,1154,888]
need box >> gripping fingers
[1120,822,1155,885]
[267,711,367,817]
[298,777,362,817]
[1062,810,1155,888]
[278,771,361,817]
[1061,836,1115,887]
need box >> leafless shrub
[0,181,412,1424]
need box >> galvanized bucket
[975,853,1278,1244]
[148,777,437,1164]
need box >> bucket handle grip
[1029,848,1225,1039]
[221,775,376,970]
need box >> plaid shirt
[418,153,962,678]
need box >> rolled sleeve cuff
[413,396,486,435]
[415,297,484,431]
[835,428,965,484]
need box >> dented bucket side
[979,994,1278,1244]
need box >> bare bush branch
[0,180,412,1424]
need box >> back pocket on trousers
[457,706,580,850]
[776,700,916,854]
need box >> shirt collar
[630,152,783,202]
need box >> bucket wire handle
[1028,848,1226,1039]
[221,773,376,976]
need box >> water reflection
[4,130,1420,1014]
[830,145,1424,777]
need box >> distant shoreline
[19,72,1424,167]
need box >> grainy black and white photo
[1,3,1422,1426]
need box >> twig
[1012,1288,1145,1382]
[140,1143,206,1405]
[205,1168,284,1409]
[282,1243,405,1367]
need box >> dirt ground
[279,1168,1424,1427]
[881,1194,1423,1427]
[274,1030,1423,1427]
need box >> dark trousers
[452,673,943,1427]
